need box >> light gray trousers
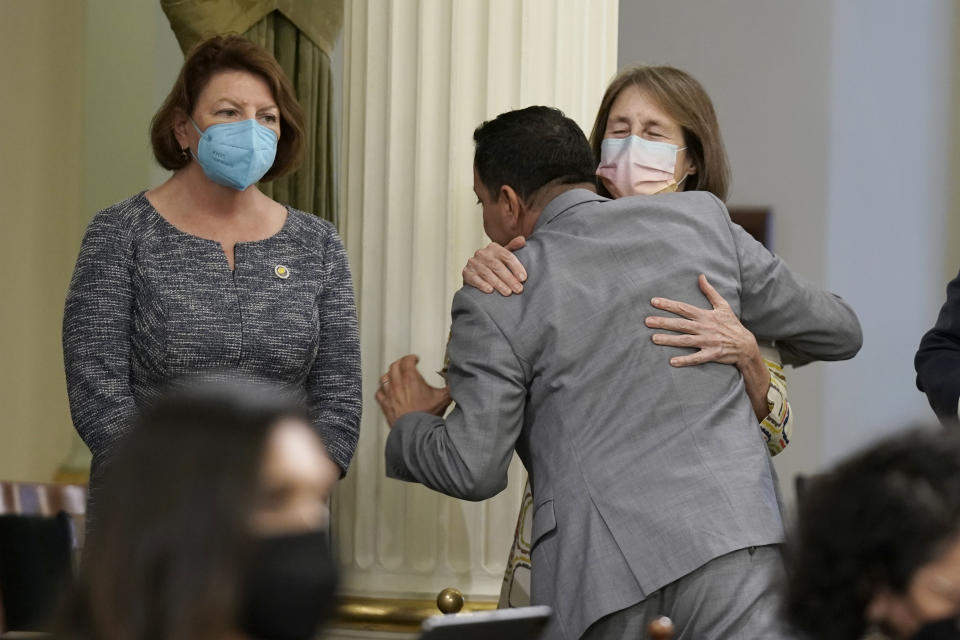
[581,545,795,640]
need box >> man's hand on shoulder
[376,354,452,427]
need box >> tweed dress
[63,191,362,484]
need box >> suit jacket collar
[533,188,608,233]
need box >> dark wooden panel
[728,207,772,250]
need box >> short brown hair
[150,35,305,181]
[589,65,731,201]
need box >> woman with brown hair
[459,65,792,607]
[62,35,362,506]
[58,382,341,640]
[464,64,789,452]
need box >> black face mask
[913,616,960,640]
[239,529,339,640]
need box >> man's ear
[499,184,524,232]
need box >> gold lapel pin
[274,264,290,279]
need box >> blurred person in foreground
[58,382,340,640]
[787,428,960,640]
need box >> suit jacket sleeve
[385,290,528,501]
[915,268,960,424]
[720,198,863,366]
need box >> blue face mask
[190,117,278,191]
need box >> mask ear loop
[188,115,205,136]
[675,145,690,190]
[654,171,691,196]
[186,115,204,162]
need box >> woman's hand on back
[644,274,759,367]
[644,274,770,419]
[462,236,527,296]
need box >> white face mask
[596,135,687,197]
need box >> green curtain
[244,13,337,227]
[160,0,341,227]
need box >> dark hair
[786,428,960,640]
[60,382,308,640]
[150,35,305,181]
[589,64,731,201]
[473,106,596,202]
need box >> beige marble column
[331,0,617,634]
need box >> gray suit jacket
[386,189,862,639]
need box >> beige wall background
[0,0,181,482]
[0,1,86,482]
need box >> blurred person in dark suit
[916,269,960,426]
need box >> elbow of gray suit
[385,414,510,502]
[776,307,864,367]
[455,472,509,502]
[835,319,864,360]
[410,455,509,502]
[385,459,508,502]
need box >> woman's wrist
[739,347,771,421]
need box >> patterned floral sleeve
[757,342,792,456]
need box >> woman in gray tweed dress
[62,35,361,500]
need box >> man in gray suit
[377,106,862,639]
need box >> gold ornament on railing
[436,587,464,614]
